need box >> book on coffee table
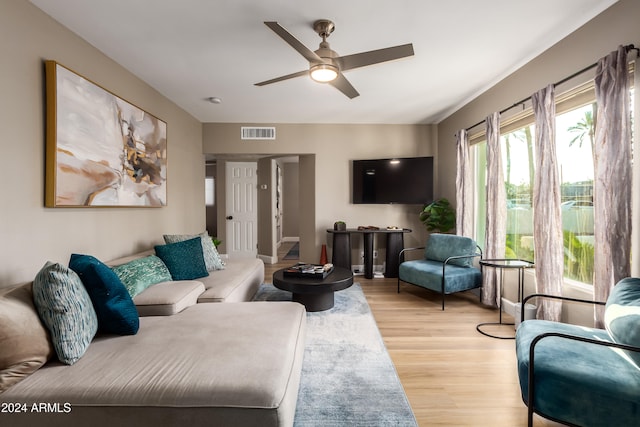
[283,262,334,279]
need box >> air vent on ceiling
[241,126,276,140]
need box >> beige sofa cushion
[1,302,306,427]
[105,249,155,267]
[198,258,264,303]
[133,281,205,316]
[108,251,263,309]
[0,284,54,392]
[106,250,204,315]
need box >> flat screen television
[352,156,434,204]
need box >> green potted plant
[419,198,456,233]
[211,237,222,248]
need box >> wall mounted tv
[352,156,434,204]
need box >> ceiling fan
[255,19,414,99]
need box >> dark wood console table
[327,228,411,279]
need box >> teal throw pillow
[112,255,172,298]
[163,232,225,271]
[32,262,98,365]
[69,254,139,335]
[425,234,477,267]
[155,237,209,281]
[605,277,640,365]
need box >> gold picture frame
[45,61,167,207]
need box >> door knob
[226,215,233,220]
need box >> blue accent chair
[397,233,483,310]
[516,277,640,427]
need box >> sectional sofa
[0,234,307,427]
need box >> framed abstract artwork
[45,61,167,207]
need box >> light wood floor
[266,243,559,427]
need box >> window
[502,124,535,263]
[473,85,634,286]
[205,177,215,206]
[558,105,596,284]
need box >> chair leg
[397,278,400,294]
[441,294,445,310]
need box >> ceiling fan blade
[255,70,309,86]
[264,22,323,64]
[337,43,414,71]
[329,74,359,99]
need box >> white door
[276,163,283,244]
[225,162,258,259]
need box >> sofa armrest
[443,244,483,270]
[521,293,606,323]
[526,331,640,426]
[400,245,483,266]
[398,246,425,263]
[444,252,482,267]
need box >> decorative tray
[283,263,334,279]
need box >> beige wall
[257,157,275,259]
[0,1,204,287]
[282,161,300,239]
[203,123,435,262]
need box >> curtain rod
[464,44,639,133]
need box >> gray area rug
[253,283,417,426]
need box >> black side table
[476,258,535,339]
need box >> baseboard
[351,264,385,277]
[281,236,299,243]
[259,254,278,264]
[501,297,516,317]
[502,297,537,323]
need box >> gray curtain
[593,45,632,327]
[531,84,563,321]
[482,112,506,307]
[456,129,474,237]
[633,55,640,278]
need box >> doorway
[205,155,308,263]
[279,158,300,246]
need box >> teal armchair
[397,233,482,310]
[516,277,640,427]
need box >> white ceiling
[30,0,617,125]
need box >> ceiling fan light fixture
[310,63,338,83]
[256,20,413,98]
